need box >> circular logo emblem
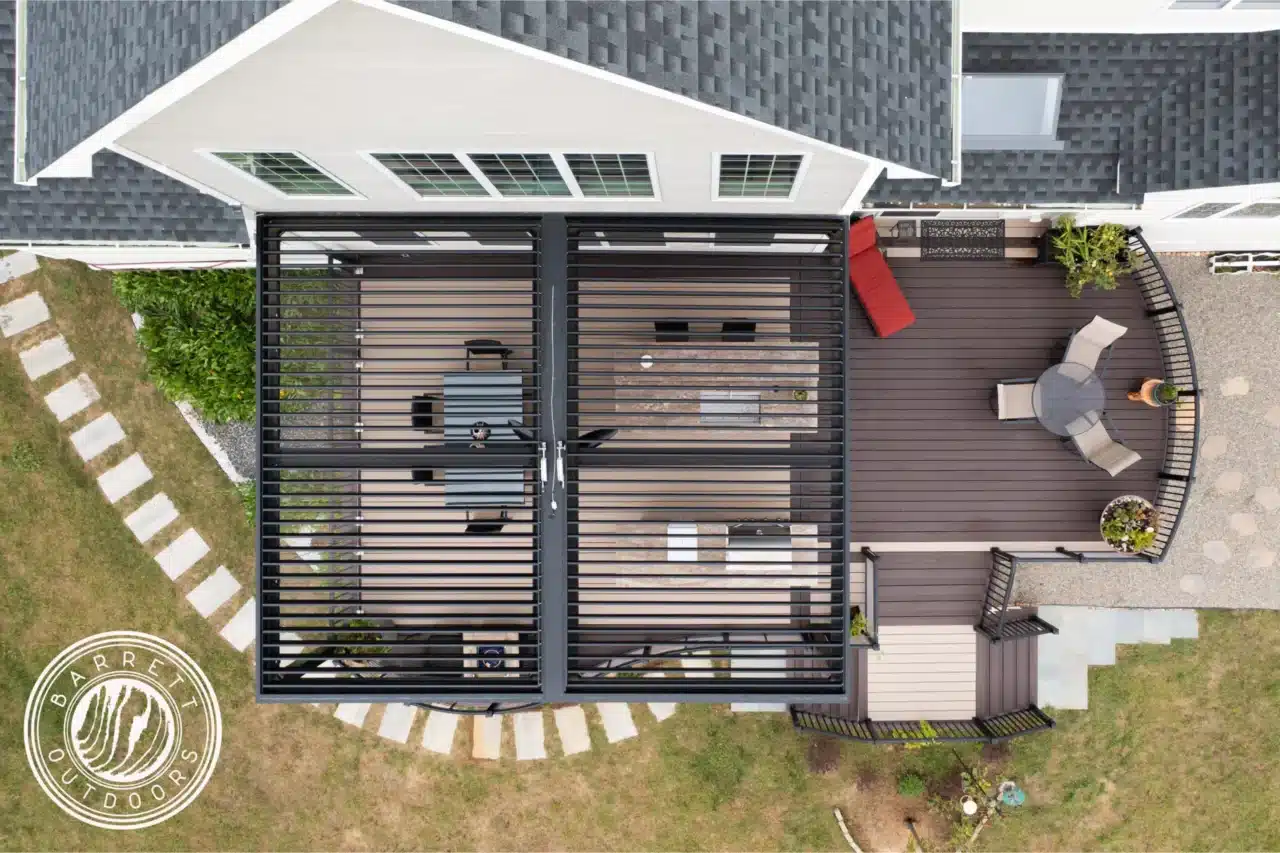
[24,632,222,830]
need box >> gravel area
[198,415,256,481]
[1018,253,1280,609]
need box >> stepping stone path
[596,703,638,743]
[186,566,241,618]
[335,703,372,728]
[422,711,459,755]
[125,493,179,543]
[2,274,253,666]
[220,597,257,652]
[554,706,591,756]
[1,292,51,337]
[97,453,153,503]
[513,711,547,760]
[44,373,100,422]
[472,715,502,760]
[377,704,417,744]
[155,529,210,580]
[5,274,703,763]
[19,335,74,379]
[70,413,125,461]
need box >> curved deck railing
[1126,229,1200,562]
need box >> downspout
[12,0,30,184]
[942,0,962,188]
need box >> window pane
[564,154,655,198]
[371,153,488,197]
[1225,202,1280,218]
[469,154,571,197]
[1174,202,1236,218]
[213,152,353,196]
[717,154,803,198]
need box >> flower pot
[1128,378,1176,407]
[1034,230,1059,266]
[1101,495,1159,554]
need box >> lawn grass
[979,609,1280,852]
[2,261,1280,851]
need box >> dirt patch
[807,736,841,774]
[981,741,1013,764]
[841,776,952,853]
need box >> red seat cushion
[847,222,915,337]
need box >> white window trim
[1166,199,1280,219]
[558,152,663,202]
[199,150,364,200]
[711,153,810,202]
[359,151,498,200]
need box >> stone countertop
[612,344,819,431]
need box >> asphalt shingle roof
[399,1,954,176]
[25,0,283,177]
[22,0,955,179]
[0,2,248,243]
[866,31,1280,206]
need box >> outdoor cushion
[847,219,915,337]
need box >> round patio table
[1032,361,1106,437]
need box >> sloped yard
[2,260,1279,851]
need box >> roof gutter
[943,0,963,188]
[12,0,31,185]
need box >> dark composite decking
[877,551,991,625]
[976,632,1038,718]
[850,259,1166,543]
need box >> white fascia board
[27,0,344,182]
[839,161,888,216]
[350,0,891,174]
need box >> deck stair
[1036,606,1199,710]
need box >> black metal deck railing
[1126,229,1199,563]
[790,705,1055,744]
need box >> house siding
[116,0,876,215]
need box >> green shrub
[898,772,927,798]
[114,268,255,422]
[236,480,256,528]
[4,440,41,472]
[1051,215,1133,298]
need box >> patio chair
[410,393,437,431]
[991,378,1036,422]
[576,428,618,449]
[721,320,756,342]
[847,217,915,337]
[1068,420,1142,477]
[655,320,690,343]
[465,339,513,371]
[1063,316,1128,373]
[465,509,508,535]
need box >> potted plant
[1128,379,1180,407]
[849,606,868,640]
[792,389,810,402]
[1049,215,1133,298]
[1100,495,1160,554]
